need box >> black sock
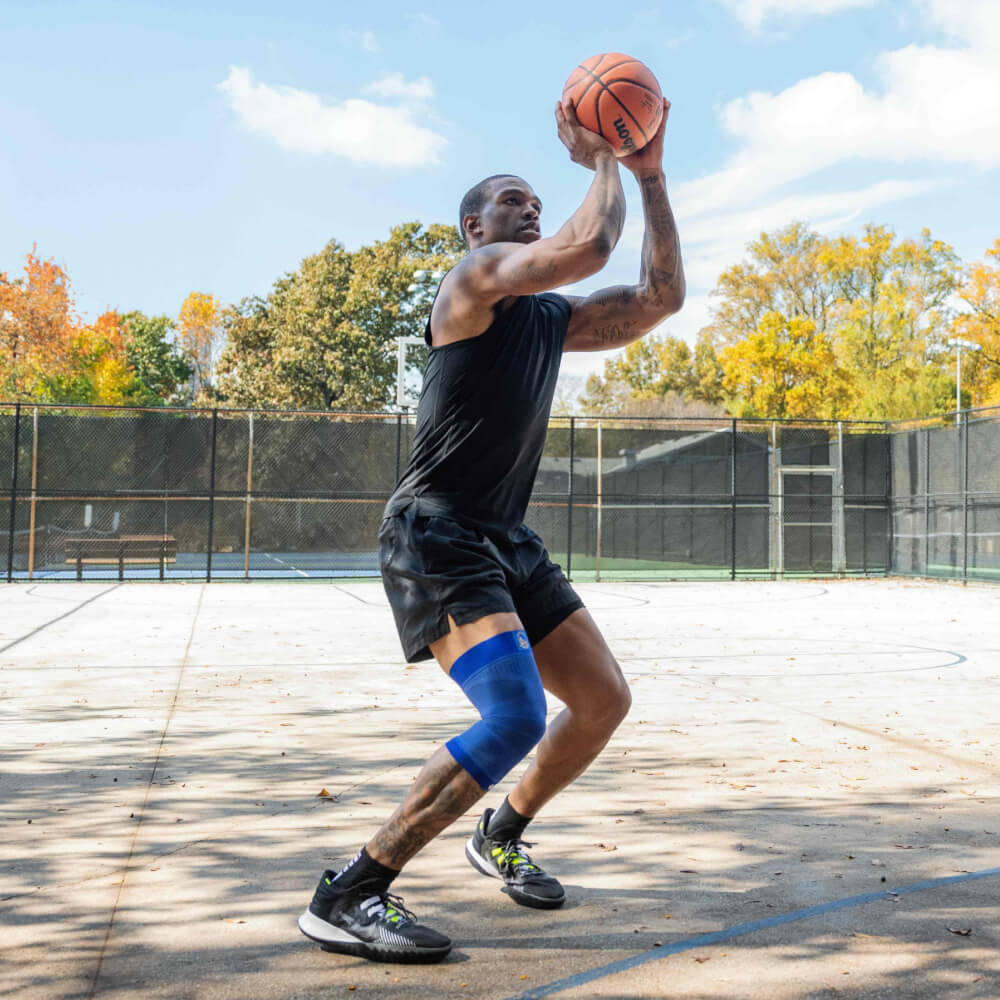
[487,796,532,843]
[332,847,400,894]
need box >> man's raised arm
[563,99,685,352]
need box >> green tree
[216,222,465,410]
[118,311,194,405]
[577,329,725,416]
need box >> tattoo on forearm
[638,174,683,306]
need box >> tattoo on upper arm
[591,286,636,308]
[593,321,634,345]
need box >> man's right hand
[556,99,617,171]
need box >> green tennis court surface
[2,579,998,998]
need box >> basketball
[562,53,663,157]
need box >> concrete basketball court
[2,578,998,999]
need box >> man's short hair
[458,174,522,245]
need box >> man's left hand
[620,98,670,176]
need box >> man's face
[468,179,542,247]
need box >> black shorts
[378,502,584,663]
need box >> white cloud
[919,0,1000,50]
[218,67,447,168]
[363,73,434,102]
[672,23,1000,238]
[717,0,875,29]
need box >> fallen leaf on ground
[317,788,330,797]
[596,843,617,851]
[947,927,972,936]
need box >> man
[299,97,684,963]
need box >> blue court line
[506,865,1000,1000]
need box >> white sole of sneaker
[298,908,362,945]
[298,909,452,964]
[465,838,502,879]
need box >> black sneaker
[298,872,452,964]
[465,808,566,910]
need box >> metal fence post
[962,409,970,583]
[730,418,737,581]
[395,413,402,484]
[206,409,218,582]
[28,406,38,579]
[6,402,20,583]
[244,412,254,579]
[923,427,930,576]
[566,417,575,581]
[595,420,602,582]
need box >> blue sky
[2,0,999,384]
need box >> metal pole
[962,409,970,583]
[835,421,846,575]
[770,421,777,578]
[566,417,575,582]
[243,412,254,579]
[206,409,218,582]
[923,427,930,576]
[730,418,737,581]
[955,347,962,428]
[595,420,602,582]
[394,413,402,484]
[28,406,38,579]
[6,402,21,583]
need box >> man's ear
[463,213,482,240]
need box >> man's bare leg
[365,612,523,869]
[505,608,630,819]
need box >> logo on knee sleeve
[516,631,530,650]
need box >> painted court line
[507,865,1000,1000]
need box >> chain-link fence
[890,405,1000,583]
[2,402,915,582]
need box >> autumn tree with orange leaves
[0,248,77,398]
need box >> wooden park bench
[65,535,178,580]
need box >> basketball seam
[597,80,652,145]
[572,63,656,146]
[565,58,642,110]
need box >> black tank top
[385,291,571,535]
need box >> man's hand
[555,99,617,171]
[620,98,670,176]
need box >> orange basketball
[562,53,663,157]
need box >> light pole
[397,269,444,409]
[946,338,982,426]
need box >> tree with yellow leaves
[719,312,853,418]
[951,239,1000,408]
[177,291,223,400]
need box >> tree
[821,225,958,418]
[705,222,836,346]
[118,311,195,405]
[0,247,77,398]
[952,238,1000,408]
[719,313,852,418]
[577,330,725,416]
[216,222,465,410]
[177,292,223,401]
[706,222,959,419]
[36,310,148,404]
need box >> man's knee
[445,630,547,790]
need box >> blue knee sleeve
[445,630,547,790]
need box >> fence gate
[779,467,842,573]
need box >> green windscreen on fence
[2,402,996,583]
